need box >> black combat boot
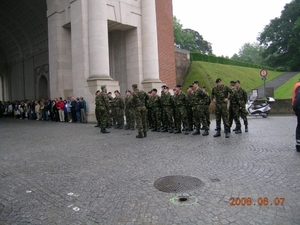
[232,126,238,131]
[130,127,135,130]
[101,129,110,134]
[168,129,174,133]
[185,129,189,135]
[245,125,248,132]
[118,125,124,129]
[202,130,209,136]
[192,129,200,135]
[174,129,181,134]
[136,132,143,138]
[200,126,205,130]
[95,124,99,127]
[235,127,242,134]
[124,126,130,130]
[151,128,157,132]
[143,132,147,137]
[214,131,221,137]
[225,131,230,138]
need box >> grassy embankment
[183,61,284,95]
[274,73,300,99]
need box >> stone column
[141,0,162,91]
[87,0,111,81]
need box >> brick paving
[0,116,299,225]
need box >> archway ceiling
[0,0,48,63]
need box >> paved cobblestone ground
[0,116,300,225]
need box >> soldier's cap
[188,85,193,89]
[193,81,199,84]
[202,86,206,89]
[152,88,157,92]
[236,80,240,84]
[107,92,112,95]
[230,80,236,84]
[125,90,131,93]
[215,78,222,83]
[101,85,106,89]
[114,90,120,93]
[175,84,182,88]
[132,84,138,88]
[95,90,100,94]
[165,86,169,90]
[148,90,152,94]
[161,85,167,88]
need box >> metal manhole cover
[154,175,204,193]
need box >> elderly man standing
[98,85,110,134]
[132,84,149,138]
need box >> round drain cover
[154,175,204,193]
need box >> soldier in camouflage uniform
[212,78,232,138]
[161,86,174,133]
[113,90,124,129]
[94,90,100,127]
[160,85,166,130]
[235,80,248,132]
[132,84,149,138]
[173,85,189,135]
[107,92,114,128]
[202,87,211,130]
[192,81,209,136]
[150,89,161,132]
[186,85,194,131]
[124,90,135,130]
[147,91,153,129]
[97,85,110,133]
[228,81,242,134]
[172,88,178,130]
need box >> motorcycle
[245,97,275,118]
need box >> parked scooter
[245,97,275,118]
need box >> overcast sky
[172,0,292,57]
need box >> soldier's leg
[221,104,230,132]
[228,106,234,129]
[135,108,143,133]
[233,106,242,133]
[215,105,222,131]
[142,108,148,136]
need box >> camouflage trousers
[95,106,100,125]
[192,105,208,130]
[239,107,248,126]
[114,108,124,126]
[162,106,174,129]
[175,106,188,130]
[135,106,147,133]
[125,108,135,128]
[98,106,109,130]
[187,106,193,130]
[215,103,229,132]
[229,105,241,128]
[151,107,161,129]
[204,105,210,127]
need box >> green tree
[258,0,300,70]
[173,16,213,54]
[231,42,267,66]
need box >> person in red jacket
[56,97,65,122]
[292,79,300,152]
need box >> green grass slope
[183,61,284,95]
[274,73,300,99]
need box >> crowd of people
[0,97,87,123]
[94,78,249,138]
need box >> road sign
[260,69,268,77]
[261,77,267,81]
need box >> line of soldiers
[94,79,248,138]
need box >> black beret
[202,86,206,89]
[107,92,112,95]
[161,85,167,88]
[165,86,169,89]
[193,81,199,84]
[188,85,193,89]
[230,81,236,84]
[216,78,222,83]
[114,90,120,93]
[152,88,157,92]
[236,80,240,84]
[148,91,152,94]
[125,90,131,93]
[176,84,182,88]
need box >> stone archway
[38,75,48,100]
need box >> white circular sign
[260,69,268,77]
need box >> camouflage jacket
[193,88,208,105]
[173,92,187,108]
[211,85,232,104]
[132,89,149,108]
[160,92,174,107]
[229,88,239,107]
[113,96,124,109]
[97,92,109,110]
[125,95,134,109]
[236,87,248,106]
[186,92,195,107]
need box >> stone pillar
[87,0,111,81]
[141,0,162,91]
